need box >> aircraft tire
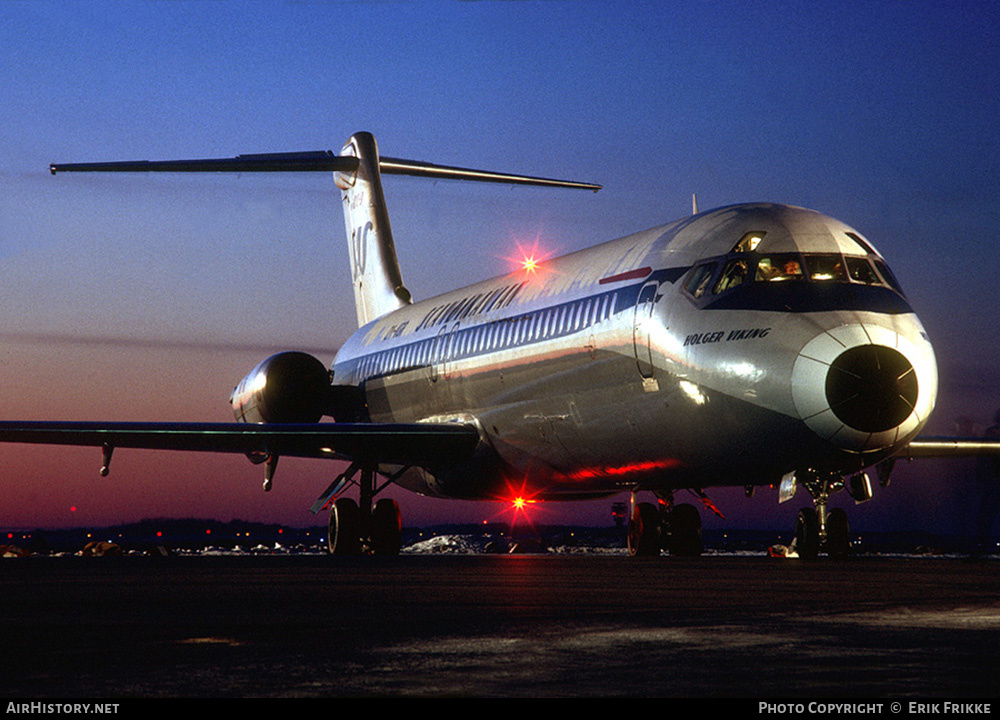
[825,508,851,558]
[794,508,820,559]
[371,498,402,555]
[628,502,661,557]
[328,497,362,555]
[668,503,703,557]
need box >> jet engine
[231,351,330,424]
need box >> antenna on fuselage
[692,193,699,215]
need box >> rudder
[335,132,412,327]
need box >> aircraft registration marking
[683,327,771,347]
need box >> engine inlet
[825,345,918,433]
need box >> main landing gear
[318,463,403,555]
[627,490,703,557]
[328,495,402,555]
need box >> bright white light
[679,379,707,405]
[721,361,763,381]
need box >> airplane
[3,130,998,558]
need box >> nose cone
[792,322,937,452]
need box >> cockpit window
[805,254,847,282]
[845,256,879,284]
[844,232,875,255]
[873,258,905,294]
[756,254,804,282]
[685,249,906,306]
[730,231,766,253]
[714,258,750,294]
[684,262,717,298]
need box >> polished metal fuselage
[331,203,938,501]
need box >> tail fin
[335,133,412,327]
[50,131,601,329]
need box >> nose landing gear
[790,471,854,558]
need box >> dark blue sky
[1,1,998,533]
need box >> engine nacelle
[231,351,330,424]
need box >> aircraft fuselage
[331,202,938,502]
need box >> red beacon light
[505,237,555,279]
[500,478,544,527]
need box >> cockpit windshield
[845,256,879,284]
[684,251,905,302]
[756,254,805,282]
[713,258,750,293]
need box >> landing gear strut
[792,471,851,558]
[323,463,403,555]
[627,491,703,557]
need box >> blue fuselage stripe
[336,267,689,384]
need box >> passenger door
[633,281,658,378]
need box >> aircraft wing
[0,420,480,469]
[904,437,1000,458]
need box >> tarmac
[2,553,999,698]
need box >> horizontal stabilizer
[50,148,601,191]
[50,151,358,175]
[0,420,479,468]
[377,155,601,191]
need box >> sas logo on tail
[350,221,372,280]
